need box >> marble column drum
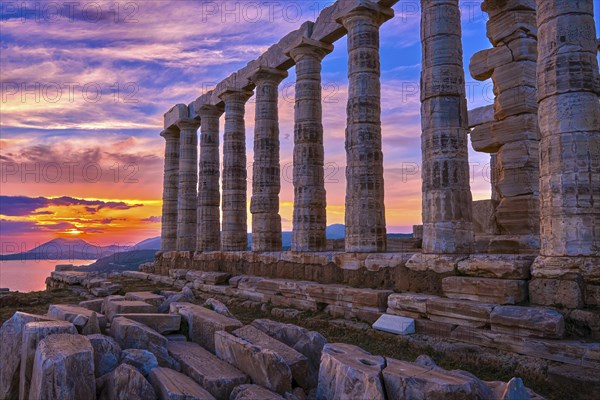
[535,0,600,258]
[160,128,180,251]
[338,3,392,252]
[420,0,473,254]
[196,105,224,252]
[176,119,201,252]
[219,89,254,251]
[248,67,288,252]
[289,39,333,252]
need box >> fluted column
[219,89,253,251]
[196,105,224,252]
[338,3,392,252]
[535,0,600,258]
[420,0,473,254]
[289,39,333,252]
[160,128,179,251]
[176,119,200,251]
[248,67,288,252]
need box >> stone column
[176,118,200,252]
[530,0,600,308]
[420,0,473,254]
[337,3,392,252]
[288,38,333,252]
[219,89,253,251]
[160,128,180,251]
[196,104,224,252]
[248,66,288,252]
[469,0,539,240]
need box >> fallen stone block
[110,316,176,368]
[186,271,231,285]
[230,384,285,400]
[387,293,439,318]
[79,298,104,312]
[166,334,188,342]
[50,270,89,285]
[114,313,181,334]
[98,363,157,400]
[427,297,495,328]
[170,302,242,353]
[214,330,292,394]
[317,343,386,400]
[125,291,166,307]
[168,341,248,400]
[122,271,151,280]
[91,282,123,297]
[233,325,309,389]
[490,305,565,339]
[251,319,326,388]
[101,295,126,313]
[121,348,158,376]
[47,304,108,332]
[372,314,415,335]
[169,269,189,280]
[88,333,122,377]
[105,300,157,321]
[203,297,235,318]
[383,357,487,400]
[442,276,528,305]
[149,367,216,400]
[29,334,95,400]
[0,312,57,399]
[19,320,77,399]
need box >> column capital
[286,37,334,62]
[336,0,394,27]
[160,127,179,140]
[197,103,224,118]
[176,118,200,131]
[247,66,288,86]
[217,88,254,104]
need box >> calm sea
[0,260,94,292]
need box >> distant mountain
[79,249,157,273]
[133,237,161,250]
[0,238,130,260]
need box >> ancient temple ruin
[158,0,600,312]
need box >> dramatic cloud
[0,195,142,216]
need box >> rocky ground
[0,274,587,399]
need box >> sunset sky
[3,0,580,252]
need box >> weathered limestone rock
[442,276,528,304]
[203,298,235,318]
[196,100,224,252]
[427,297,495,328]
[28,334,95,400]
[250,319,326,388]
[499,377,531,400]
[91,282,123,297]
[104,300,157,322]
[372,314,415,335]
[99,363,157,400]
[114,313,181,334]
[317,343,386,400]
[405,253,466,274]
[529,278,584,309]
[490,305,564,338]
[214,330,292,394]
[125,292,166,307]
[19,321,77,399]
[387,293,439,318]
[230,384,285,400]
[79,298,104,312]
[535,0,600,265]
[218,88,253,251]
[168,341,248,400]
[383,357,486,400]
[88,334,122,377]
[338,2,392,252]
[120,349,158,376]
[467,105,495,127]
[472,199,499,236]
[186,271,231,285]
[47,304,108,331]
[0,312,56,399]
[287,37,332,252]
[161,127,180,251]
[457,255,533,279]
[169,302,242,353]
[148,367,216,400]
[420,0,473,254]
[176,115,201,251]
[233,325,309,389]
[110,317,176,368]
[248,66,288,252]
[102,295,126,314]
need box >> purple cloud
[0,195,142,216]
